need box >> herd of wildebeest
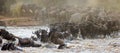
[0,20,119,51]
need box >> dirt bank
[0,16,41,26]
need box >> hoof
[1,43,23,51]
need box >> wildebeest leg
[80,28,87,39]
[103,35,106,38]
[81,34,85,39]
[90,35,95,39]
[32,43,41,47]
[1,43,8,50]
[72,33,78,39]
[0,38,2,46]
[103,32,107,38]
[8,43,14,50]
[10,43,23,51]
[81,32,86,39]
[58,44,67,49]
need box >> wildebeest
[40,30,49,43]
[34,29,50,43]
[0,29,41,47]
[33,29,41,39]
[79,18,120,39]
[1,43,23,51]
[48,29,67,49]
[34,29,67,49]
[49,22,80,39]
[69,25,80,39]
[0,29,17,41]
[18,38,41,47]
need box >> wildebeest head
[7,33,16,41]
[0,29,9,36]
[33,29,42,38]
[41,30,48,35]
[0,29,16,41]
